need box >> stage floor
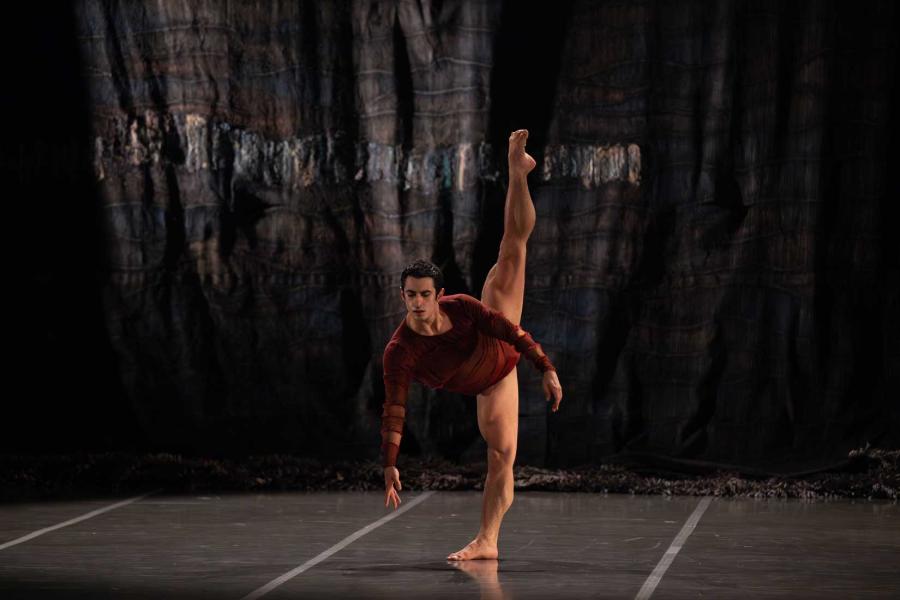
[1,490,897,599]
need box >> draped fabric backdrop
[8,0,896,468]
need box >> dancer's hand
[384,466,402,509]
[543,370,563,412]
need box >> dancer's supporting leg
[447,129,537,561]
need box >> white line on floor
[635,496,713,600]
[239,490,436,600]
[0,488,164,551]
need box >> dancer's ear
[436,287,445,300]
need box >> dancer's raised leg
[447,130,536,561]
[480,129,537,325]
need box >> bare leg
[447,130,536,561]
[480,129,537,325]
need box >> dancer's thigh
[476,366,519,456]
[480,239,527,326]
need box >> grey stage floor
[0,490,897,599]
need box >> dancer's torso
[387,294,519,396]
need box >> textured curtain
[61,0,898,466]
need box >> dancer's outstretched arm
[381,343,411,508]
[460,294,554,370]
[460,295,563,410]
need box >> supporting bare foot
[508,129,536,177]
[446,536,499,561]
[448,558,500,576]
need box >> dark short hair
[400,259,444,292]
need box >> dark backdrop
[4,0,898,470]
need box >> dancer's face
[401,277,444,323]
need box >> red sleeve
[459,295,556,374]
[381,341,412,468]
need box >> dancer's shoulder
[383,335,414,369]
[445,293,494,318]
[441,293,479,309]
[385,322,411,354]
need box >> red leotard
[381,293,556,467]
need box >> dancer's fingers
[552,386,563,411]
[543,371,560,403]
[544,372,562,411]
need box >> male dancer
[381,130,563,560]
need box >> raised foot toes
[509,129,528,143]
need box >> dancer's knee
[487,444,516,473]
[486,448,515,508]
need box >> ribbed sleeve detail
[512,329,556,373]
[381,344,411,468]
[460,295,556,373]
